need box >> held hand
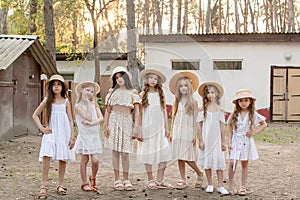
[246,130,256,137]
[199,142,204,150]
[221,143,226,151]
[165,130,170,138]
[228,143,233,151]
[69,138,75,149]
[132,125,143,142]
[104,128,109,138]
[192,137,196,146]
[169,135,172,142]
[41,127,52,134]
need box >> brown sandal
[81,183,94,192]
[89,175,98,190]
[56,185,67,195]
[37,185,48,199]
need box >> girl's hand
[246,130,256,137]
[192,137,196,146]
[169,135,172,142]
[165,130,170,138]
[221,143,226,151]
[104,128,109,138]
[199,142,204,150]
[41,127,52,134]
[228,143,233,151]
[132,125,143,142]
[69,138,75,149]
[82,120,91,126]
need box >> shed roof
[0,35,58,75]
[139,32,300,43]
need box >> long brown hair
[228,98,255,130]
[202,85,221,119]
[142,73,165,109]
[172,77,195,118]
[46,80,67,124]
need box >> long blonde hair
[202,85,221,119]
[172,78,195,118]
[228,98,255,130]
[142,73,166,110]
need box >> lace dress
[172,102,198,161]
[105,89,141,153]
[39,99,75,162]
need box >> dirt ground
[0,125,299,200]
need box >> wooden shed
[0,35,58,141]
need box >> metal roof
[0,35,58,75]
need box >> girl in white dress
[104,66,141,191]
[227,89,267,196]
[74,81,103,192]
[169,72,203,189]
[32,74,75,199]
[137,69,172,190]
[196,82,229,195]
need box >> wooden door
[271,67,300,122]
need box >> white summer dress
[228,111,266,169]
[196,110,226,170]
[74,103,103,156]
[137,92,172,164]
[39,99,75,162]
[172,102,198,161]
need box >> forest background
[1,0,300,85]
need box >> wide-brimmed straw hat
[45,74,68,89]
[198,82,224,97]
[232,89,256,104]
[169,72,199,94]
[75,81,100,96]
[110,66,132,80]
[140,68,166,83]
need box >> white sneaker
[206,185,214,193]
[217,187,229,195]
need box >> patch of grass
[254,127,300,144]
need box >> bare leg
[121,152,129,180]
[228,160,237,191]
[58,160,67,186]
[216,170,224,187]
[157,162,167,182]
[41,156,51,186]
[112,150,120,181]
[90,154,99,180]
[178,160,186,181]
[205,169,213,185]
[145,164,154,180]
[186,161,203,177]
[80,155,89,184]
[241,160,249,187]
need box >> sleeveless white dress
[74,103,103,155]
[137,92,172,164]
[39,99,75,162]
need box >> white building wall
[56,60,128,82]
[144,42,300,112]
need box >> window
[171,60,200,70]
[213,60,242,70]
[61,74,74,81]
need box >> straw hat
[198,82,224,97]
[110,66,132,80]
[232,89,256,104]
[75,81,100,96]
[46,74,68,89]
[169,72,199,94]
[140,68,166,83]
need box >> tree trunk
[44,0,56,66]
[205,0,211,33]
[217,0,222,33]
[177,0,182,33]
[155,0,162,34]
[126,0,139,90]
[29,0,37,34]
[144,0,150,34]
[0,7,8,34]
[182,0,188,33]
[248,1,256,32]
[234,0,240,33]
[287,0,295,32]
[169,0,174,33]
